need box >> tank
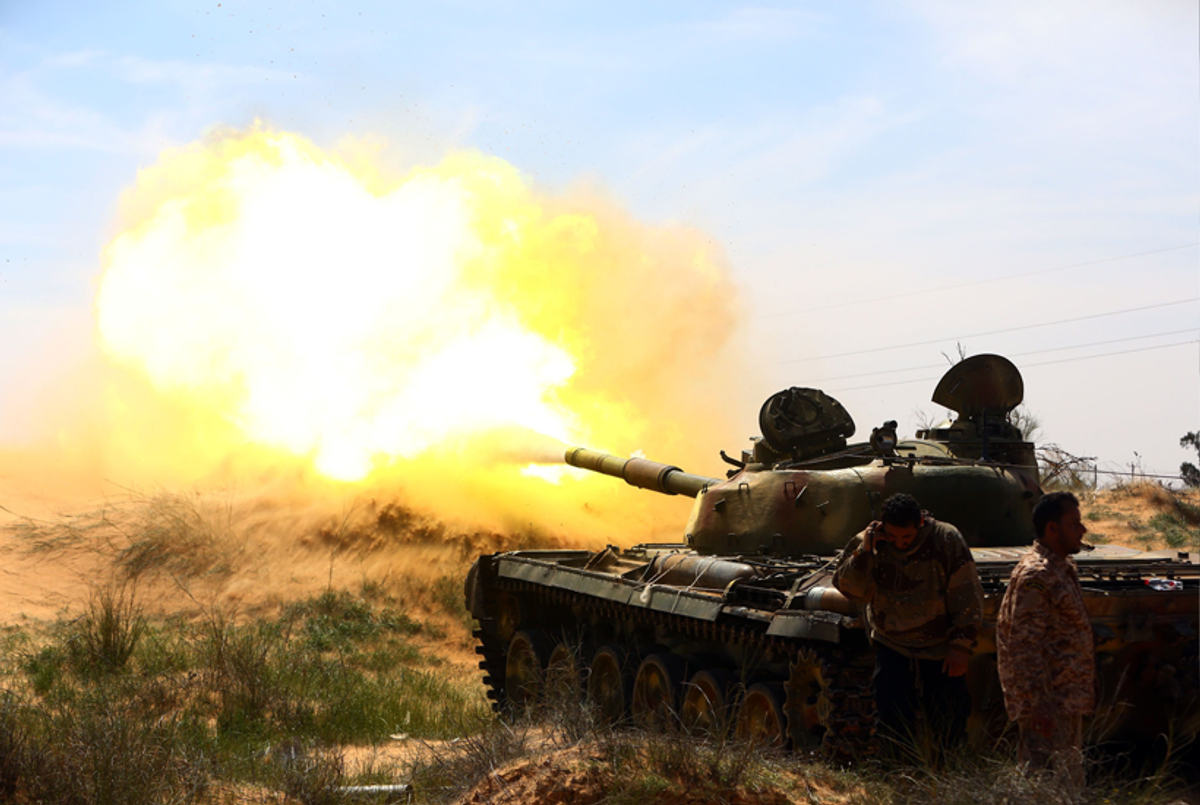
[465,355,1199,757]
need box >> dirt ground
[449,745,800,805]
[1,475,1195,804]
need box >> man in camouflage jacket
[997,491,1093,792]
[833,492,983,750]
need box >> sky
[1,0,1197,484]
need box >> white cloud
[907,0,1198,147]
[0,44,292,157]
[910,0,1195,83]
[0,72,136,153]
[112,53,282,91]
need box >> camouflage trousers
[1017,713,1084,797]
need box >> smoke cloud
[3,125,758,548]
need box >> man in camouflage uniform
[997,491,1093,793]
[833,492,983,751]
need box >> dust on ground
[0,467,561,673]
[2,476,1193,631]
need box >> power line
[1010,328,1198,359]
[764,242,1199,319]
[1023,339,1199,368]
[830,338,1198,392]
[780,297,1199,364]
[797,327,1199,384]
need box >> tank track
[476,576,877,757]
[472,619,508,710]
[783,646,875,759]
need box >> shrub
[73,583,146,676]
[0,692,28,799]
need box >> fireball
[94,125,742,501]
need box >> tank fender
[766,609,845,643]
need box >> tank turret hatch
[926,354,1033,465]
[932,354,1023,420]
[758,387,855,461]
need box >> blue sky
[2,1,1197,478]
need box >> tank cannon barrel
[564,447,719,497]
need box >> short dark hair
[1032,491,1079,539]
[881,493,922,528]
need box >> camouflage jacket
[832,515,983,660]
[996,540,1095,720]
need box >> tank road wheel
[545,640,588,704]
[631,653,688,730]
[495,592,522,643]
[588,645,634,724]
[735,682,788,748]
[505,630,552,710]
[681,668,737,737]
[784,647,834,751]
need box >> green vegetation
[1120,510,1200,551]
[1086,481,1200,551]
[77,582,148,674]
[0,583,490,804]
[1145,512,1199,550]
[3,485,1195,803]
[2,579,1193,804]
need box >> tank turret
[566,355,1042,555]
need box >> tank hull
[467,544,1199,755]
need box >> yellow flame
[87,124,748,543]
[97,130,591,480]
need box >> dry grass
[5,490,238,580]
[1,487,1195,804]
[1079,482,1200,551]
[75,581,148,673]
[406,715,1198,805]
